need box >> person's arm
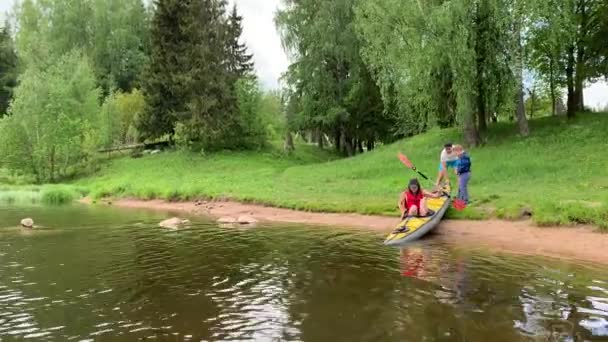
[423,189,440,198]
[398,192,407,212]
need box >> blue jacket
[457,152,471,174]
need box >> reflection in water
[0,205,607,341]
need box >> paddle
[398,152,467,211]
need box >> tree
[14,0,150,92]
[141,0,258,150]
[233,77,267,149]
[0,52,100,182]
[226,4,254,78]
[356,0,522,146]
[587,0,608,79]
[100,88,145,147]
[510,0,530,136]
[0,23,18,117]
[91,0,150,93]
[527,1,567,117]
[138,0,192,139]
[276,0,395,155]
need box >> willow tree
[276,0,393,155]
[356,0,522,146]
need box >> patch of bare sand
[82,198,608,265]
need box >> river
[1,205,607,341]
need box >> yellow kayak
[384,182,451,246]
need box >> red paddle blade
[452,199,467,211]
[398,152,414,169]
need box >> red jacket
[405,190,424,210]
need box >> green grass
[40,186,81,205]
[0,185,85,205]
[70,112,608,229]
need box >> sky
[0,0,606,108]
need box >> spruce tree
[139,0,192,139]
[226,4,253,78]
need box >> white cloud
[229,0,289,89]
[584,81,608,110]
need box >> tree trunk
[464,102,481,147]
[341,129,353,156]
[50,146,56,183]
[515,86,529,136]
[366,139,375,151]
[530,87,536,118]
[566,45,576,118]
[284,131,295,154]
[513,18,530,136]
[550,56,556,116]
[334,127,341,152]
[316,128,324,148]
[476,88,487,134]
[574,0,587,112]
[475,38,487,134]
[357,140,364,154]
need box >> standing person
[436,143,459,186]
[454,145,471,204]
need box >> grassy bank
[68,113,608,229]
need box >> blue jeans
[458,172,471,203]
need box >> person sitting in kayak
[399,178,440,219]
[436,142,459,186]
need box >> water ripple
[0,206,607,341]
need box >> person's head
[453,144,464,156]
[444,142,453,154]
[408,178,421,194]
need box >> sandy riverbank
[81,197,608,265]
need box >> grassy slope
[76,113,608,228]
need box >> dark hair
[408,178,421,194]
[444,142,453,148]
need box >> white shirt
[440,148,458,163]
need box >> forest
[0,0,606,184]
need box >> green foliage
[233,77,267,149]
[226,4,254,77]
[14,0,149,92]
[91,0,150,92]
[140,0,261,151]
[276,0,394,155]
[77,113,608,229]
[41,186,77,205]
[0,24,18,117]
[100,89,145,147]
[355,0,526,146]
[0,51,101,182]
[258,90,286,140]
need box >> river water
[0,205,607,341]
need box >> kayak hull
[384,183,451,246]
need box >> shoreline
[80,197,608,265]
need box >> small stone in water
[20,218,34,228]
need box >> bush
[0,51,101,183]
[100,89,146,148]
[41,187,76,205]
